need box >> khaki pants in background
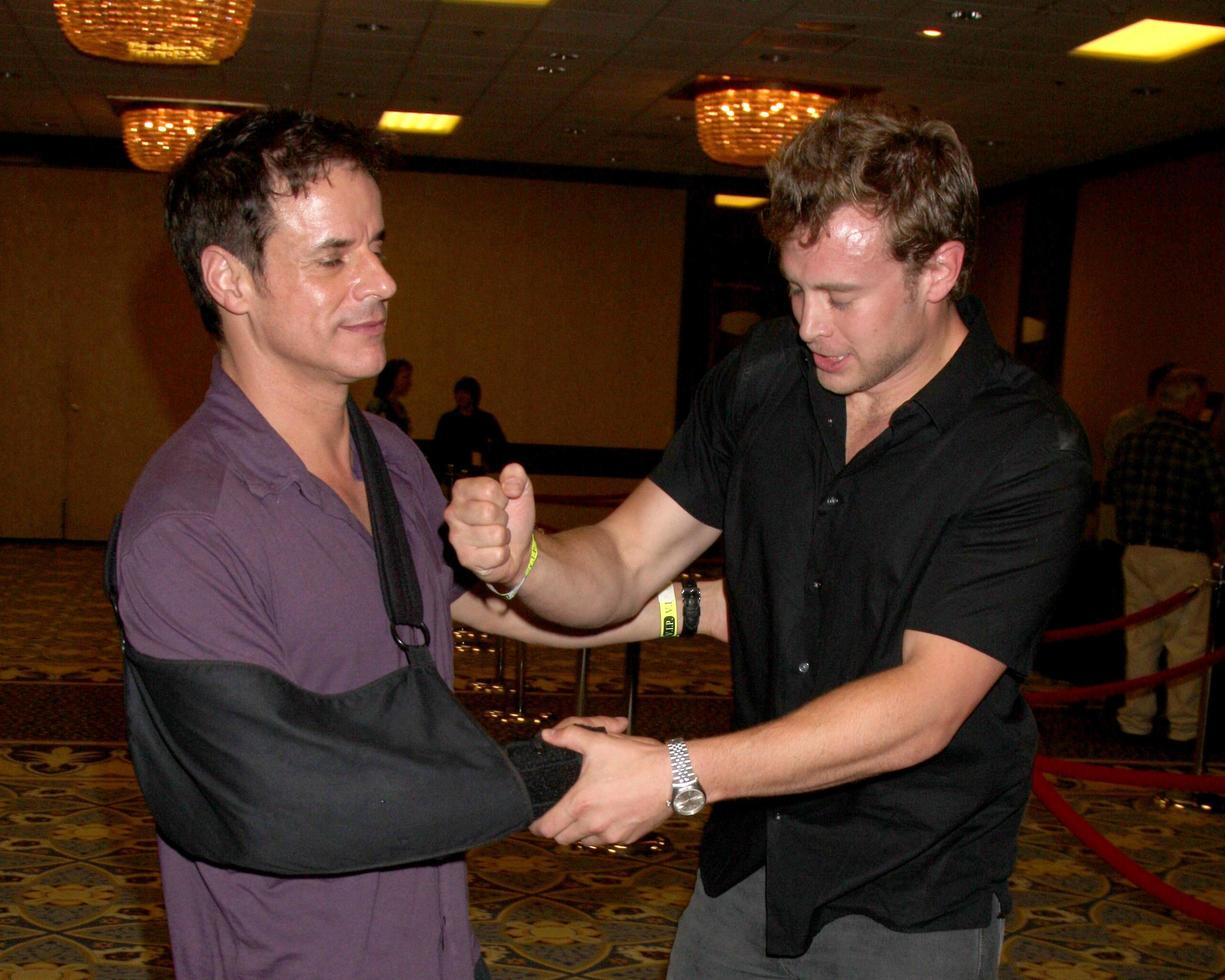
[1116,544,1211,741]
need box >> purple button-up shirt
[118,360,478,978]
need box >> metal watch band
[666,737,698,787]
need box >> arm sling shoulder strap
[105,400,534,876]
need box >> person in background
[1107,368,1225,743]
[1103,361,1177,465]
[367,356,413,434]
[432,375,508,479]
[446,101,1090,978]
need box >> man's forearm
[532,630,1005,846]
[456,577,728,647]
[499,486,719,628]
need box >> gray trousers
[667,869,1003,979]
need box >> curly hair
[762,100,979,298]
[165,109,388,339]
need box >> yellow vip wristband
[658,584,679,638]
[487,532,539,601]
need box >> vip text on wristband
[658,584,679,638]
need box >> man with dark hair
[431,375,508,478]
[1108,368,1225,742]
[446,101,1090,977]
[117,109,706,978]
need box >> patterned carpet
[2,542,1224,978]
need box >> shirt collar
[199,357,410,501]
[806,295,1002,434]
[902,295,1000,432]
[1154,409,1197,427]
[198,357,315,498]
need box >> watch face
[673,786,706,816]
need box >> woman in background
[367,358,413,435]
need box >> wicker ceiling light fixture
[120,105,234,171]
[695,84,837,167]
[54,0,255,65]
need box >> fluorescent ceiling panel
[378,111,461,134]
[1071,18,1225,62]
[714,194,767,209]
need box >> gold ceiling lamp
[695,83,837,167]
[120,105,235,172]
[54,0,255,65]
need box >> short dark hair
[454,376,481,407]
[1146,361,1178,398]
[165,109,388,339]
[762,100,979,299]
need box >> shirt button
[797,662,810,674]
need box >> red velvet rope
[1030,767,1225,930]
[1034,755,1225,793]
[1024,643,1225,705]
[1041,585,1201,643]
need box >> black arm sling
[105,400,576,877]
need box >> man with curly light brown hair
[447,101,1091,978]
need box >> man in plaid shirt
[1107,368,1225,742]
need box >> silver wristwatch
[665,737,707,816]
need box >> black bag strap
[346,399,431,650]
[105,402,432,651]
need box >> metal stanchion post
[466,631,506,694]
[623,641,640,735]
[574,647,591,716]
[483,639,551,730]
[1156,562,1224,814]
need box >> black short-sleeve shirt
[651,297,1091,956]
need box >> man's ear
[921,241,966,304]
[200,245,254,316]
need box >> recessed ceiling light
[549,51,578,61]
[336,91,364,100]
[1071,18,1225,62]
[562,125,586,135]
[378,111,461,134]
[536,64,566,74]
[919,28,944,38]
[715,194,768,209]
[355,22,390,32]
[2,70,20,79]
[760,52,790,63]
[1130,85,1162,97]
[948,10,983,21]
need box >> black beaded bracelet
[680,579,701,637]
